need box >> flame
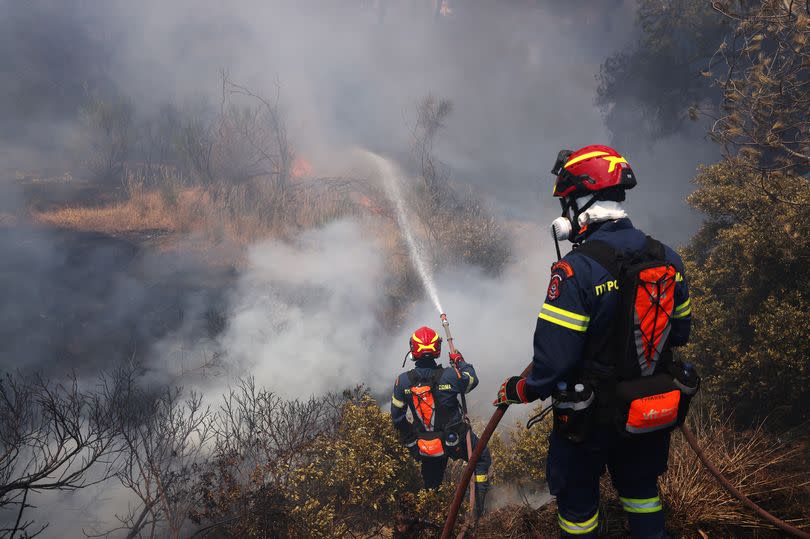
[356,194,385,216]
[291,157,313,178]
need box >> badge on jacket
[547,261,574,302]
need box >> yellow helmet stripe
[564,151,609,169]
[602,155,628,172]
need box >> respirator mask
[550,195,598,244]
[548,149,597,247]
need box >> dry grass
[33,176,357,248]
[477,504,557,538]
[35,190,179,233]
[662,411,810,537]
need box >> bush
[489,405,551,488]
[288,393,421,537]
[681,158,810,426]
[405,95,513,276]
[191,386,422,538]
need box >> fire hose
[440,363,810,539]
[439,313,476,535]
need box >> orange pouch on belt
[625,389,680,434]
[417,437,445,457]
[615,373,683,436]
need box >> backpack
[575,236,699,437]
[406,368,465,457]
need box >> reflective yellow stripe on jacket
[539,303,590,332]
[464,372,475,393]
[673,298,691,319]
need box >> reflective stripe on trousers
[558,510,598,535]
[620,495,663,514]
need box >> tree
[596,0,731,145]
[0,371,128,538]
[404,95,512,276]
[106,387,212,539]
[701,1,810,173]
[78,98,136,183]
[680,157,810,425]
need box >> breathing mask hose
[440,313,476,528]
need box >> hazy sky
[1,0,717,243]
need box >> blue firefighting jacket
[524,218,692,402]
[391,358,478,441]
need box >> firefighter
[391,325,491,517]
[494,145,693,539]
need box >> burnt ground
[0,222,234,376]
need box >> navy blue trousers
[547,426,671,538]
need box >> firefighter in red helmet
[494,145,697,538]
[391,326,491,518]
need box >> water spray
[366,151,444,314]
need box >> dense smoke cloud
[215,219,388,397]
[0,2,727,535]
[0,0,724,388]
[2,0,712,241]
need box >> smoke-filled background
[1,0,716,227]
[0,0,735,536]
[1,0,715,371]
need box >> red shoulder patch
[551,260,574,278]
[546,261,574,301]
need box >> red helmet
[551,145,637,199]
[409,326,442,360]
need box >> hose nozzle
[440,313,449,327]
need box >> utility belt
[414,421,469,458]
[552,360,700,442]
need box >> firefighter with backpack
[494,145,698,539]
[391,325,491,518]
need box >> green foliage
[192,389,422,538]
[489,406,551,488]
[681,157,810,426]
[707,2,810,171]
[289,394,421,536]
[597,0,728,143]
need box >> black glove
[493,376,528,406]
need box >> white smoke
[217,219,391,397]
